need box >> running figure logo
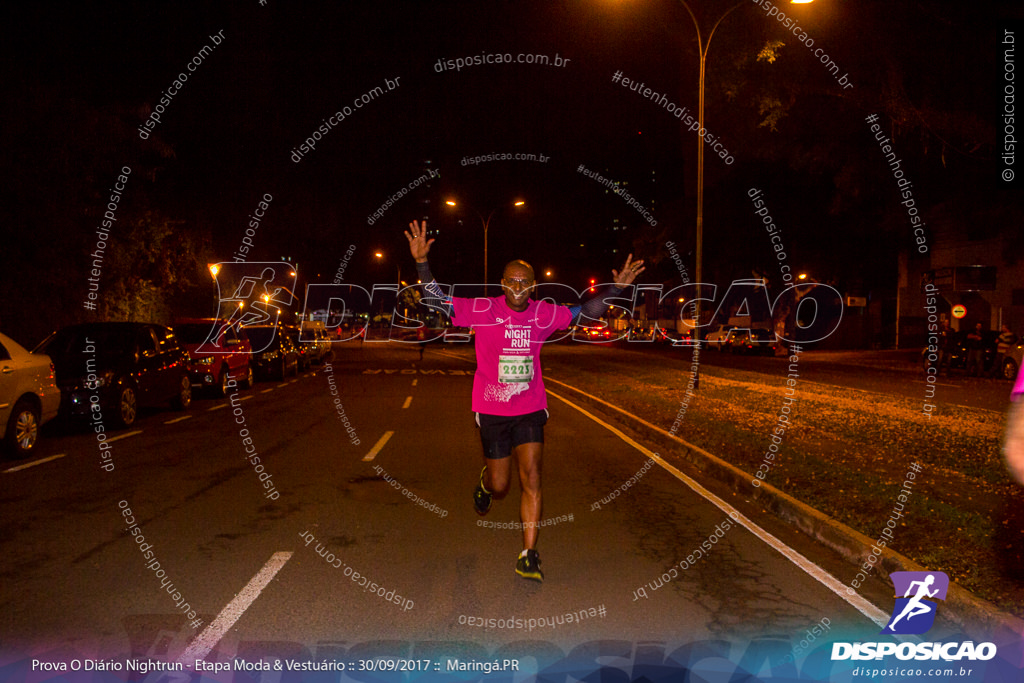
[881,571,949,635]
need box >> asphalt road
[0,342,1007,677]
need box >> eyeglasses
[502,277,534,287]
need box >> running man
[886,574,939,631]
[405,219,644,581]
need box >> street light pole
[447,200,525,297]
[674,0,813,388]
[677,0,745,389]
[483,209,495,297]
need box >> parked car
[654,328,698,346]
[923,330,999,375]
[705,324,736,351]
[728,328,780,356]
[282,325,316,370]
[442,326,473,343]
[246,325,300,380]
[626,326,655,342]
[572,325,616,343]
[35,323,191,428]
[173,318,253,395]
[951,329,998,373]
[1001,340,1023,381]
[0,332,61,457]
[300,324,332,364]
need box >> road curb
[545,375,1024,642]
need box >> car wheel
[1005,358,1019,381]
[114,382,138,428]
[172,375,191,410]
[4,399,40,457]
[216,371,231,397]
[242,365,255,389]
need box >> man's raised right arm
[405,219,451,313]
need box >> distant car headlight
[196,356,215,366]
[83,369,116,390]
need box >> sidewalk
[793,348,923,373]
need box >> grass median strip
[543,347,1024,616]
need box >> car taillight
[49,362,55,379]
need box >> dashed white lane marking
[362,431,395,462]
[164,415,192,425]
[179,552,293,663]
[547,385,891,629]
[4,453,66,473]
[260,389,274,394]
[412,379,418,386]
[402,396,412,409]
[107,430,143,443]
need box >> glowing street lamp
[373,250,401,286]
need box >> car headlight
[197,356,215,366]
[83,369,116,390]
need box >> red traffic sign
[951,304,967,319]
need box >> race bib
[498,354,534,383]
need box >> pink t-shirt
[1013,361,1024,400]
[451,295,573,416]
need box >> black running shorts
[475,409,549,460]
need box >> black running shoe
[515,549,543,582]
[473,466,492,515]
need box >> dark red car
[173,318,253,395]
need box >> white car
[0,331,61,456]
[1004,341,1024,381]
[705,324,736,350]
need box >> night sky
[2,0,1020,344]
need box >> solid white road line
[179,551,293,663]
[362,431,395,462]
[402,396,412,409]
[547,387,892,630]
[3,453,66,473]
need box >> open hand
[611,253,645,287]
[404,220,434,263]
